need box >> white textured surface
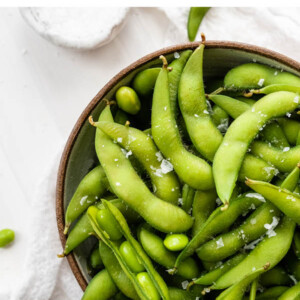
[0,6,300,300]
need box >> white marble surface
[1,6,300,299]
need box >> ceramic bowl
[56,41,300,291]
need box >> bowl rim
[56,40,300,291]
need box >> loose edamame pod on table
[213,91,300,204]
[64,165,108,234]
[115,86,141,115]
[187,7,210,41]
[93,120,180,204]
[91,105,193,233]
[0,228,15,247]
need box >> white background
[1,6,300,298]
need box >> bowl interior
[58,42,300,290]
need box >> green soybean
[82,269,118,300]
[0,229,15,247]
[278,118,300,145]
[187,7,210,41]
[89,245,103,270]
[136,272,160,300]
[163,234,189,252]
[116,86,141,115]
[132,68,160,97]
[64,165,108,234]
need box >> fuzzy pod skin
[93,105,193,233]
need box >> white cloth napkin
[8,7,300,300]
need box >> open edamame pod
[213,91,300,204]
[211,216,295,289]
[224,63,300,90]
[93,120,180,204]
[152,54,214,190]
[138,224,199,279]
[91,105,193,233]
[64,165,109,234]
[187,7,210,41]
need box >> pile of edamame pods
[62,40,300,300]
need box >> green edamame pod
[115,86,141,115]
[175,193,264,269]
[94,120,180,204]
[256,286,289,299]
[212,216,295,289]
[99,241,139,300]
[252,84,300,95]
[224,63,300,90]
[187,7,210,41]
[152,54,214,190]
[278,282,300,299]
[211,105,229,133]
[192,189,216,237]
[132,68,160,97]
[115,109,129,125]
[64,199,139,255]
[246,179,300,224]
[163,234,189,252]
[281,164,300,191]
[178,43,223,161]
[278,118,300,145]
[64,165,108,234]
[251,141,300,173]
[0,229,15,247]
[82,269,118,300]
[213,91,300,204]
[181,184,195,213]
[259,266,292,287]
[89,245,103,270]
[192,253,246,286]
[168,287,203,300]
[196,202,281,262]
[214,264,270,300]
[92,105,192,233]
[138,224,199,279]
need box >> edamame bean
[136,272,160,300]
[89,245,103,270]
[211,216,295,289]
[138,224,199,279]
[94,120,180,204]
[211,105,229,133]
[96,209,123,241]
[213,91,300,204]
[196,202,280,262]
[116,86,141,115]
[246,179,300,224]
[152,54,214,190]
[251,141,300,172]
[82,269,118,300]
[91,105,193,233]
[259,265,291,287]
[132,68,160,97]
[64,165,108,234]
[278,281,300,299]
[256,286,290,299]
[0,229,15,247]
[224,63,300,90]
[100,241,139,300]
[119,241,145,273]
[178,43,223,161]
[187,7,210,41]
[163,234,189,252]
[278,118,300,145]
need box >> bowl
[56,41,300,291]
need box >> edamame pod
[152,55,214,190]
[64,165,108,234]
[92,105,193,233]
[211,105,229,133]
[213,91,300,204]
[132,68,160,97]
[224,63,300,90]
[212,216,295,289]
[192,253,246,286]
[215,264,270,300]
[192,189,216,237]
[99,241,139,300]
[252,84,300,95]
[196,202,281,262]
[278,282,300,299]
[187,7,210,41]
[175,193,264,269]
[94,120,180,204]
[256,286,289,299]
[181,184,195,213]
[246,179,300,224]
[251,141,300,172]
[89,245,103,270]
[278,118,300,145]
[259,266,291,287]
[115,109,129,125]
[138,224,199,279]
[82,269,118,300]
[178,43,223,161]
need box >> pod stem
[125,120,130,127]
[89,116,96,127]
[221,202,229,211]
[159,55,168,69]
[243,91,253,98]
[57,253,65,258]
[201,32,206,43]
[187,281,195,291]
